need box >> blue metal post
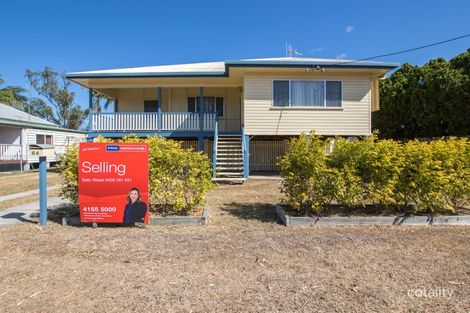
[39,156,47,226]
[198,135,205,151]
[244,134,250,178]
[157,87,162,132]
[88,88,93,131]
[212,118,218,178]
[242,125,249,178]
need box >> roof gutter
[0,118,87,133]
[65,61,398,80]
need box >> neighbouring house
[66,57,398,181]
[0,103,86,171]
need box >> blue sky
[1,0,469,108]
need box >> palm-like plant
[92,92,114,113]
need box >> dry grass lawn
[0,189,61,212]
[0,170,61,196]
[0,180,469,312]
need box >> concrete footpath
[0,186,60,202]
[0,196,67,228]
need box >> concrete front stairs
[213,134,246,182]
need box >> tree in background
[373,49,470,139]
[0,76,29,109]
[26,67,89,130]
[92,92,114,113]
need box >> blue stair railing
[242,124,249,178]
[212,117,219,178]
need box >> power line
[336,33,470,65]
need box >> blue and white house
[66,57,397,181]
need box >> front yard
[0,170,61,211]
[0,180,469,312]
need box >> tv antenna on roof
[285,43,303,57]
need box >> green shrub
[57,136,216,215]
[278,132,469,215]
[56,144,79,203]
[327,137,368,207]
[277,132,336,214]
[328,135,404,207]
[442,138,470,209]
[395,140,452,214]
[395,138,470,214]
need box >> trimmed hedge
[57,136,216,215]
[278,133,470,215]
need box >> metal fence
[249,139,289,172]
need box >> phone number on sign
[82,207,117,213]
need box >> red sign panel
[78,142,149,223]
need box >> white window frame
[36,134,54,145]
[187,96,225,118]
[271,79,343,109]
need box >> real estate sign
[78,142,149,223]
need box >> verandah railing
[91,112,217,132]
[0,144,23,161]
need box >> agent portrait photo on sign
[123,187,147,223]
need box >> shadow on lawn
[220,202,278,223]
[1,212,37,224]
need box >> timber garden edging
[47,206,209,227]
[149,206,208,226]
[275,204,470,227]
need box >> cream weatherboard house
[66,57,397,181]
[0,103,86,171]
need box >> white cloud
[336,53,348,59]
[310,46,328,53]
[346,25,354,33]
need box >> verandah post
[88,88,93,131]
[157,87,162,132]
[199,87,204,131]
[198,87,205,151]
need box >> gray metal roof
[0,103,57,126]
[66,57,399,79]
[0,103,86,133]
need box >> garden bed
[276,204,470,227]
[149,206,208,226]
[43,203,208,227]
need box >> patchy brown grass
[0,180,469,312]
[0,170,61,196]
